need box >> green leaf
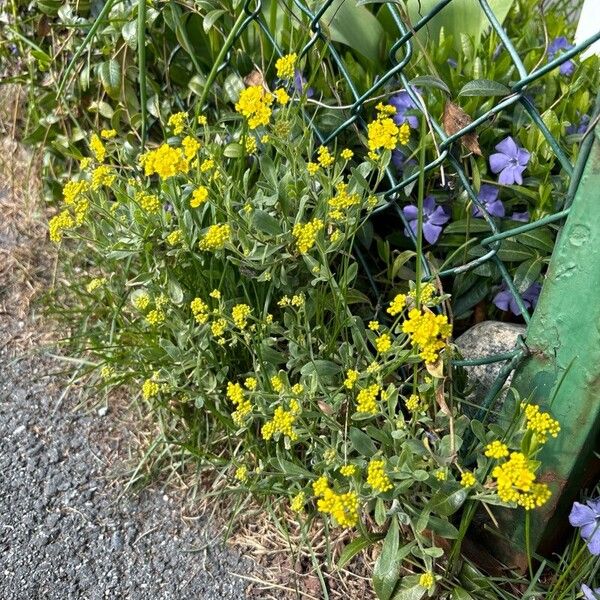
[513,257,542,294]
[99,59,121,99]
[373,517,402,600]
[337,535,381,569]
[223,143,243,158]
[425,485,467,517]
[443,219,492,235]
[252,210,283,236]
[203,8,225,33]
[409,75,450,95]
[458,79,511,97]
[349,427,377,457]
[223,73,245,104]
[452,587,474,600]
[514,228,555,253]
[427,515,460,539]
[300,360,341,378]
[277,458,312,478]
[322,0,384,63]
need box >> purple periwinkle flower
[392,149,416,175]
[403,196,450,245]
[511,211,530,223]
[389,89,420,129]
[293,69,313,98]
[493,282,541,316]
[569,498,600,555]
[548,37,576,76]
[473,184,505,218]
[567,114,590,135]
[447,58,458,69]
[582,585,600,600]
[489,137,530,186]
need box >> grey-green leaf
[458,79,511,97]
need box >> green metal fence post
[491,122,600,568]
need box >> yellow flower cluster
[307,162,319,175]
[100,365,114,380]
[190,297,208,324]
[368,321,380,331]
[227,382,252,426]
[274,88,290,105]
[491,452,551,509]
[293,218,324,254]
[232,303,251,329]
[140,144,189,179]
[374,332,392,353]
[86,277,106,293]
[199,224,230,251]
[405,393,422,412]
[234,465,248,482]
[367,459,393,493]
[484,440,509,459]
[419,572,435,589]
[409,282,436,304]
[387,293,407,316]
[244,377,257,390]
[190,186,208,208]
[367,105,410,159]
[63,179,90,205]
[145,308,165,326]
[328,182,360,220]
[182,135,200,160]
[137,192,161,214]
[142,378,160,400]
[133,292,150,311]
[522,403,561,443]
[402,308,451,363]
[168,112,187,135]
[460,471,476,488]
[235,85,273,129]
[313,477,359,528]
[211,318,227,339]
[245,136,257,154]
[356,384,380,414]
[344,369,359,389]
[49,210,75,243]
[262,406,298,441]
[100,129,116,139]
[275,53,296,79]
[341,148,353,160]
[317,145,334,168]
[91,165,116,190]
[167,229,183,246]
[90,133,106,162]
[340,464,357,477]
[290,491,305,513]
[271,374,284,393]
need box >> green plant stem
[196,9,248,113]
[415,111,427,308]
[137,0,148,148]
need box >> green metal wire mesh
[212,0,600,423]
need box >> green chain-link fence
[203,0,600,565]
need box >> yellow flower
[133,292,150,311]
[278,295,290,307]
[235,85,273,129]
[80,157,92,170]
[48,210,75,243]
[140,144,189,179]
[260,134,270,144]
[344,369,359,390]
[405,394,421,412]
[261,406,298,441]
[313,477,359,528]
[339,464,357,477]
[182,135,200,160]
[86,277,106,293]
[271,375,284,393]
[328,182,360,218]
[100,129,117,139]
[316,145,334,168]
[356,384,380,414]
[136,191,161,214]
[232,303,251,329]
[199,224,230,251]
[291,383,304,396]
[484,440,509,459]
[402,308,452,364]
[434,469,447,481]
[367,459,393,493]
[409,282,436,304]
[200,158,215,172]
[291,294,304,307]
[209,289,221,299]
[63,179,90,205]
[374,333,392,353]
[274,88,290,105]
[90,133,106,162]
[460,471,476,488]
[307,162,319,175]
[366,107,410,159]
[491,452,540,506]
[167,229,183,246]
[290,491,305,513]
[293,218,324,254]
[211,318,227,338]
[522,403,560,443]
[341,148,353,160]
[197,115,208,125]
[145,309,165,326]
[419,572,435,589]
[244,377,257,391]
[91,165,115,190]
[190,186,209,208]
[190,297,208,324]
[387,293,407,316]
[234,465,248,482]
[100,365,113,380]
[167,112,187,135]
[275,53,296,79]
[245,136,257,154]
[142,378,160,400]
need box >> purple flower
[511,211,530,222]
[569,498,600,555]
[389,90,419,129]
[403,196,450,245]
[548,37,576,76]
[582,585,600,600]
[473,184,505,218]
[567,114,590,135]
[392,149,416,175]
[489,137,530,186]
[447,58,458,69]
[293,70,313,98]
[493,282,541,316]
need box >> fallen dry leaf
[442,101,482,156]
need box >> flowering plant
[46,70,564,597]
